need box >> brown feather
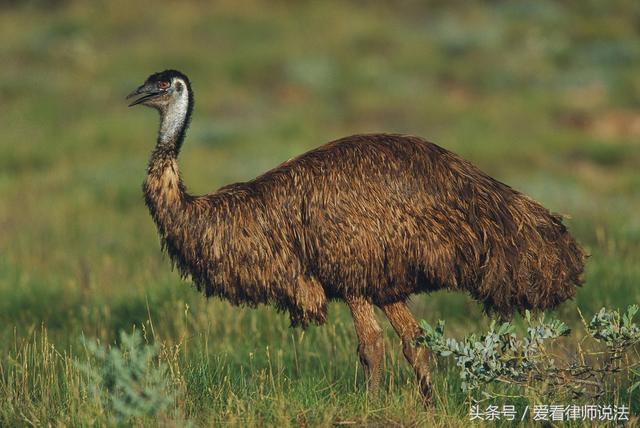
[144,133,586,326]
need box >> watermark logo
[469,404,630,422]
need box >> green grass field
[1,1,639,425]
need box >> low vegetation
[418,305,640,400]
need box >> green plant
[417,312,570,393]
[586,305,640,350]
[79,330,173,422]
[418,305,640,399]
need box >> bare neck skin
[152,80,191,162]
[144,81,192,233]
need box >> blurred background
[0,0,639,424]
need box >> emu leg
[346,296,384,392]
[381,301,433,405]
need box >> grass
[1,0,639,425]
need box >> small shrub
[417,305,640,399]
[587,305,640,350]
[79,330,173,422]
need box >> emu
[127,70,585,404]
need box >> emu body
[129,70,585,404]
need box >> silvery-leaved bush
[79,331,173,422]
[417,305,640,397]
[587,305,640,349]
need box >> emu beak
[126,84,159,107]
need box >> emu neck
[144,153,188,241]
[145,90,192,236]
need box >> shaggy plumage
[129,69,586,403]
[146,134,585,324]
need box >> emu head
[127,69,191,111]
[127,69,194,146]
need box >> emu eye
[158,81,170,90]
